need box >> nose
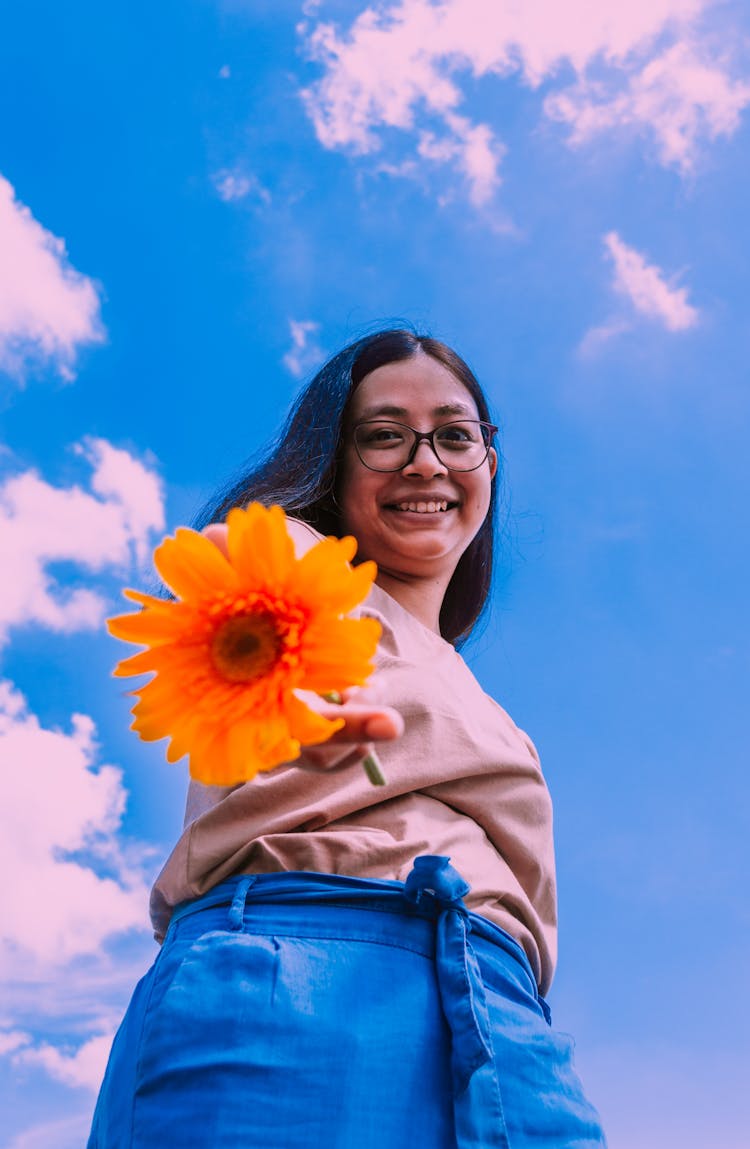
[402,439,448,478]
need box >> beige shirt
[150,562,558,993]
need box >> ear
[487,447,498,480]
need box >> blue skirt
[88,856,606,1148]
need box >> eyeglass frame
[350,418,499,473]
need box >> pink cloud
[78,438,165,566]
[0,1030,30,1056]
[604,231,699,330]
[13,1032,114,1092]
[0,176,104,383]
[299,0,747,203]
[0,438,165,643]
[282,318,325,379]
[0,676,158,1108]
[211,168,272,204]
[546,40,750,173]
[0,680,152,970]
[578,232,699,352]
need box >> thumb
[202,522,229,558]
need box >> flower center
[210,613,281,683]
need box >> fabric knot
[403,855,471,913]
[403,854,510,1145]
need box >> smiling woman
[338,352,498,634]
[89,329,607,1149]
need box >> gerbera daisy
[107,503,382,786]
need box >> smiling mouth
[384,500,459,514]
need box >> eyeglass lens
[354,421,491,472]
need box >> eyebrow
[356,402,475,421]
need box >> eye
[358,423,406,447]
[435,422,478,448]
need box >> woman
[89,329,607,1148]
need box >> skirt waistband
[170,857,532,978]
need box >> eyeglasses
[352,419,498,473]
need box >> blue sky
[1,2,748,1145]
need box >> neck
[374,568,449,635]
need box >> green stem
[321,692,387,786]
[362,751,387,786]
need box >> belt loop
[228,876,257,930]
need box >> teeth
[394,500,450,513]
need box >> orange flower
[107,504,381,785]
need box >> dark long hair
[194,328,500,647]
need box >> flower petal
[112,649,161,677]
[188,714,301,785]
[165,728,192,764]
[154,527,239,600]
[188,727,231,784]
[122,588,176,610]
[285,691,346,745]
[227,504,295,590]
[298,617,381,691]
[294,540,377,614]
[108,602,198,646]
[233,713,299,771]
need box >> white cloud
[604,231,699,330]
[578,232,699,353]
[0,175,104,383]
[212,168,271,204]
[545,39,750,174]
[14,1032,114,1092]
[0,1029,31,1055]
[0,678,156,1101]
[282,318,325,379]
[578,316,634,357]
[0,678,155,1104]
[456,120,504,207]
[0,437,165,644]
[0,439,164,1110]
[0,680,152,970]
[300,0,749,202]
[0,934,157,1116]
[75,438,164,566]
[420,112,504,206]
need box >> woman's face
[338,352,497,585]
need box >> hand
[202,522,229,555]
[294,685,403,774]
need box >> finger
[318,705,403,743]
[295,683,387,714]
[295,687,402,743]
[202,522,229,557]
[339,681,383,706]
